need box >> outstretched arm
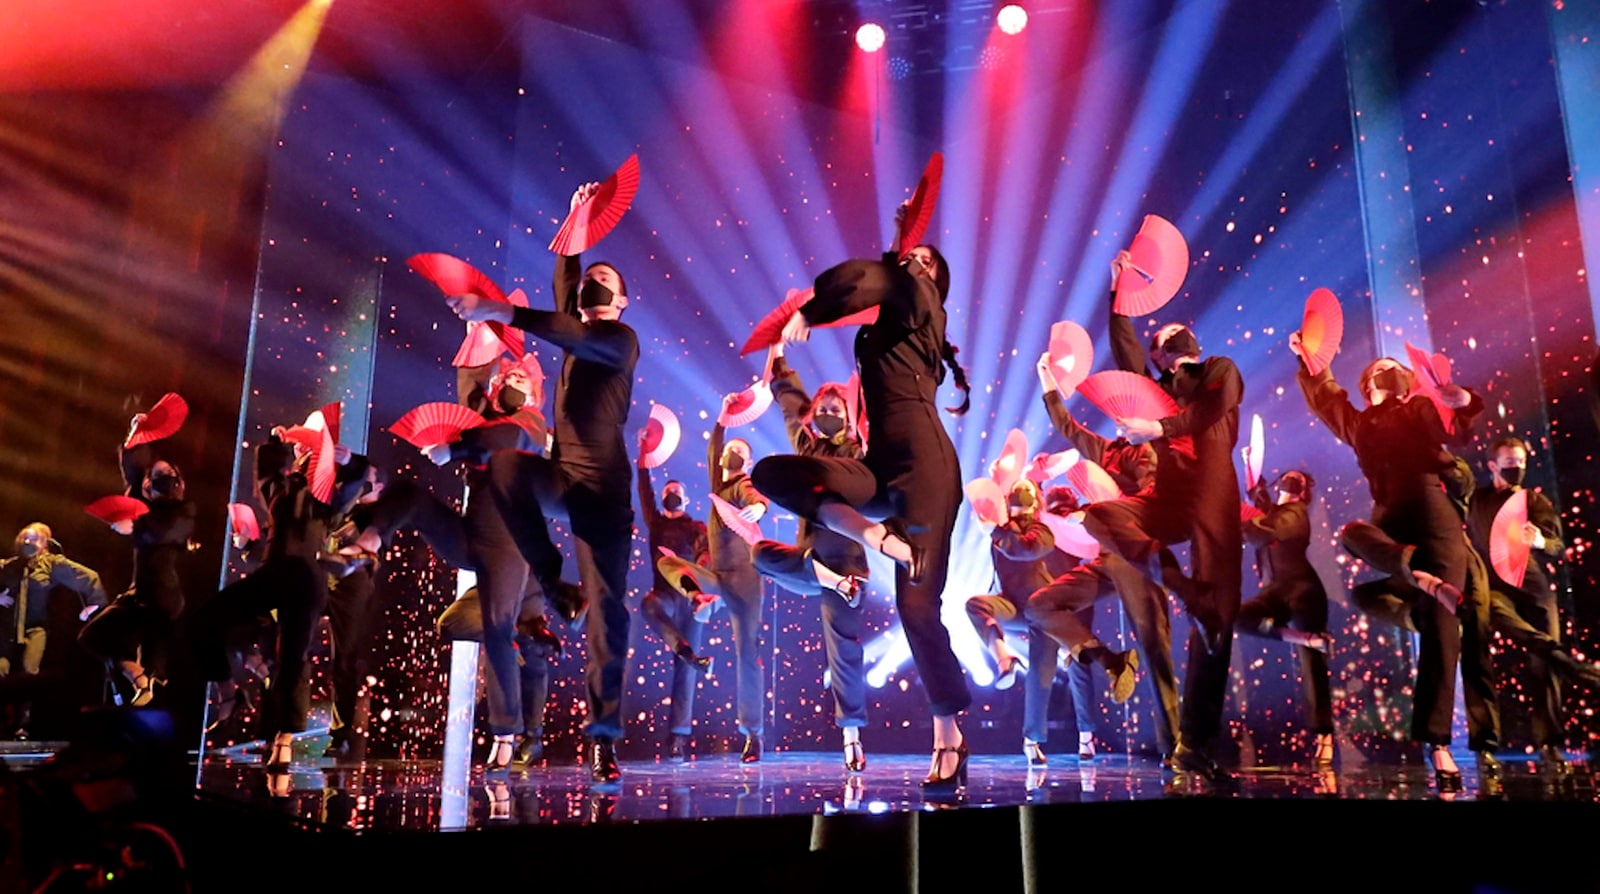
[992,518,1056,562]
[1158,357,1243,439]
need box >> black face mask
[1369,368,1408,397]
[813,414,846,438]
[145,472,184,501]
[1499,466,1525,488]
[662,493,685,513]
[497,385,527,412]
[578,279,616,310]
[722,453,746,473]
[1158,328,1200,361]
[15,539,39,559]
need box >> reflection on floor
[195,746,1600,832]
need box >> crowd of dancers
[5,179,1599,799]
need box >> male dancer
[635,441,714,760]
[447,181,640,785]
[0,523,106,736]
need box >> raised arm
[636,460,660,530]
[708,420,727,493]
[769,348,812,452]
[802,255,928,329]
[1296,365,1362,447]
[1042,390,1109,466]
[1158,357,1243,439]
[120,442,153,496]
[509,307,638,369]
[254,434,296,510]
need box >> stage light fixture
[856,22,886,53]
[997,4,1028,35]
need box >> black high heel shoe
[877,519,926,585]
[1429,746,1462,792]
[921,744,969,791]
[808,549,865,609]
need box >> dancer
[1292,341,1481,789]
[80,418,196,707]
[1030,353,1180,761]
[656,411,770,761]
[1235,470,1334,766]
[447,181,640,785]
[437,583,561,766]
[1084,255,1245,784]
[0,523,106,736]
[635,442,714,760]
[754,342,870,771]
[321,462,387,759]
[751,220,973,794]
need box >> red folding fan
[897,152,945,257]
[126,393,189,448]
[639,403,681,469]
[1067,459,1121,505]
[1489,489,1531,589]
[1404,341,1457,435]
[1113,214,1189,317]
[548,154,641,256]
[84,495,149,527]
[1048,320,1094,394]
[228,502,261,544]
[719,380,773,428]
[281,424,336,504]
[1075,370,1179,424]
[1298,288,1344,377]
[1026,449,1080,484]
[742,287,811,357]
[988,428,1029,493]
[966,478,1007,528]
[710,493,762,546]
[319,401,342,446]
[453,288,529,367]
[389,402,488,450]
[1243,413,1265,490]
[1039,509,1100,560]
[409,253,526,366]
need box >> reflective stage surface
[197,745,1600,832]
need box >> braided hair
[918,245,971,416]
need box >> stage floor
[194,745,1600,832]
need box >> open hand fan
[966,478,1006,527]
[228,502,260,543]
[710,493,761,546]
[988,429,1029,493]
[742,287,811,356]
[1489,489,1531,589]
[1026,449,1080,484]
[1113,214,1189,316]
[408,253,508,303]
[1404,341,1457,435]
[126,393,188,448]
[1076,370,1179,424]
[281,424,336,504]
[897,152,944,257]
[84,495,149,526]
[1299,288,1344,377]
[453,288,529,367]
[1067,459,1122,504]
[1048,321,1094,394]
[318,401,342,446]
[1244,414,1265,490]
[1240,502,1266,524]
[1040,510,1100,559]
[640,403,681,469]
[548,154,641,256]
[389,402,487,449]
[719,380,773,428]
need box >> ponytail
[941,339,971,416]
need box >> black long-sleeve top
[637,465,711,593]
[1243,499,1316,586]
[990,516,1056,600]
[1466,484,1563,596]
[707,422,768,572]
[448,407,545,485]
[1042,390,1158,497]
[255,436,371,564]
[507,254,638,496]
[770,355,870,576]
[0,552,107,638]
[119,442,196,602]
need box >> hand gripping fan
[280,424,336,504]
[1067,459,1121,505]
[1403,341,1457,435]
[408,253,526,365]
[1026,449,1080,484]
[897,152,945,257]
[740,287,881,356]
[1489,489,1531,589]
[1075,370,1179,425]
[710,493,761,546]
[126,393,189,448]
[1039,509,1101,559]
[1240,502,1266,524]
[84,495,149,526]
[1113,214,1189,317]
[453,288,530,367]
[548,154,641,256]
[1048,321,1094,395]
[1244,414,1265,490]
[719,380,774,428]
[389,402,487,450]
[1298,288,1344,377]
[966,477,1007,527]
[228,502,261,543]
[639,403,681,469]
[988,429,1030,493]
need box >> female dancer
[754,342,870,770]
[752,213,973,793]
[1292,339,1481,789]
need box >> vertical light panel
[1547,0,1600,327]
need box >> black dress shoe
[1474,750,1502,777]
[590,738,621,786]
[1172,742,1235,785]
[674,642,713,676]
[517,616,564,657]
[514,735,543,766]
[1538,745,1571,775]
[741,734,762,763]
[552,581,587,624]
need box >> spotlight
[856,22,886,53]
[997,4,1028,35]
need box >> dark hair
[585,261,627,296]
[1357,357,1413,399]
[664,479,684,490]
[1489,435,1529,456]
[1044,486,1079,515]
[1275,469,1314,501]
[913,245,969,416]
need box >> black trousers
[1235,576,1333,735]
[325,565,377,735]
[652,555,766,737]
[752,441,969,718]
[640,588,705,735]
[358,477,472,569]
[753,541,867,729]
[436,587,555,737]
[79,579,183,680]
[487,452,633,740]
